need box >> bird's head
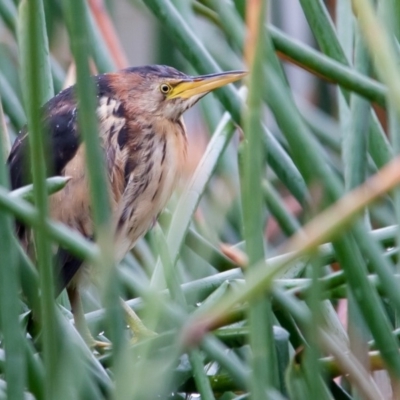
[112,65,246,121]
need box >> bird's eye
[160,83,171,94]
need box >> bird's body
[7,65,245,343]
[46,75,188,265]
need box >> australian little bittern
[7,65,246,346]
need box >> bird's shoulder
[7,84,80,189]
[7,74,123,189]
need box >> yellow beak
[168,70,247,99]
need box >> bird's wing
[7,72,121,189]
[6,73,144,292]
[7,87,81,253]
[6,75,124,292]
[7,87,80,190]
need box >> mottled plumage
[7,65,245,344]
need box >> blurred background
[1,0,398,398]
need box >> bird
[7,64,246,346]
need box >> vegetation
[1,0,400,398]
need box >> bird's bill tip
[168,70,247,99]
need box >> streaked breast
[114,117,187,261]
